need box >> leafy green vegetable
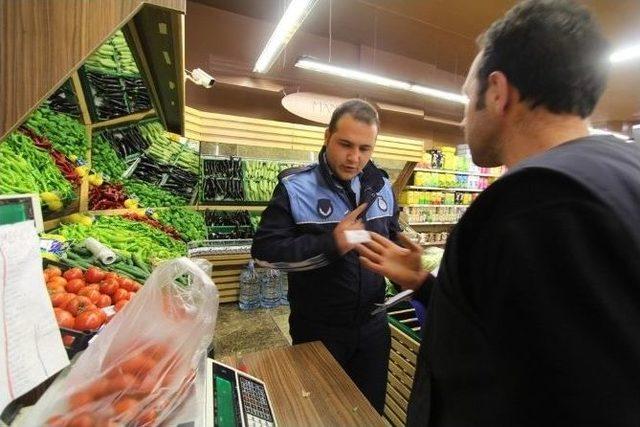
[56,215,186,263]
[122,179,186,208]
[24,106,88,159]
[156,207,207,242]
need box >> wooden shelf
[414,167,499,178]
[91,109,156,130]
[405,186,483,193]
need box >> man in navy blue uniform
[251,99,400,413]
[356,1,640,426]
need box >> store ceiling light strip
[295,58,469,105]
[610,43,640,63]
[253,0,319,73]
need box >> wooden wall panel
[0,0,185,140]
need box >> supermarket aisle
[211,304,292,358]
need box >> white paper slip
[0,221,69,413]
[344,230,372,244]
[371,289,415,315]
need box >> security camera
[186,68,215,88]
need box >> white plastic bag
[20,257,218,427]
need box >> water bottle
[279,273,289,306]
[239,260,260,310]
[260,268,281,309]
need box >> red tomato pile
[44,265,142,343]
[45,342,189,426]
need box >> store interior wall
[184,1,466,149]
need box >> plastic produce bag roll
[19,257,219,427]
[83,237,117,265]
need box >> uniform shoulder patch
[278,164,316,181]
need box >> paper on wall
[0,221,69,413]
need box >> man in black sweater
[357,1,640,426]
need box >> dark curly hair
[476,0,610,118]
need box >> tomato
[44,266,62,278]
[67,413,95,427]
[96,294,112,308]
[63,267,84,281]
[112,288,129,303]
[135,408,157,426]
[130,281,141,292]
[47,285,66,295]
[51,292,73,308]
[65,296,94,316]
[94,308,107,323]
[62,335,75,346]
[65,278,85,293]
[85,283,100,291]
[118,277,134,291]
[144,343,169,360]
[113,397,139,415]
[84,266,105,283]
[79,288,101,304]
[99,278,119,296]
[46,414,66,427]
[106,373,137,394]
[120,354,156,376]
[68,391,93,410]
[74,310,104,331]
[104,272,119,281]
[53,308,74,328]
[114,299,129,312]
[47,276,67,289]
[86,377,111,399]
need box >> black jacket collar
[318,146,385,193]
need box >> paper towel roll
[83,237,117,265]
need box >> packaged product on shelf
[21,258,218,427]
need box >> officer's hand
[333,203,368,256]
[356,232,429,291]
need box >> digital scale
[205,359,277,427]
[0,194,43,231]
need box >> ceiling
[189,0,640,125]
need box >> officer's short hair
[328,99,380,134]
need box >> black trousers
[289,312,391,413]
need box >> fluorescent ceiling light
[610,43,640,63]
[253,0,319,73]
[295,58,468,104]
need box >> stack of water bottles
[239,260,289,310]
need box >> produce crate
[46,78,81,118]
[78,67,151,122]
[59,326,99,359]
[200,156,244,203]
[385,309,422,427]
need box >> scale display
[0,194,43,230]
[206,360,277,427]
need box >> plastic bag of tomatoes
[20,257,218,427]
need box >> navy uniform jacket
[251,149,401,328]
[407,136,640,426]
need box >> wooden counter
[221,341,386,427]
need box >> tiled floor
[211,303,292,358]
